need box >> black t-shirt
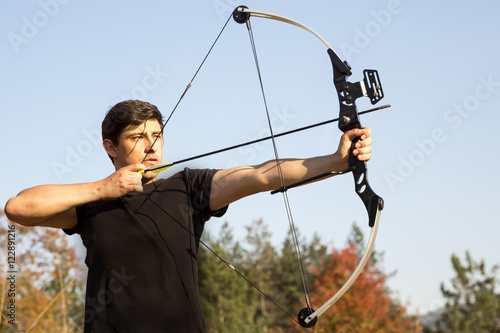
[65,168,227,333]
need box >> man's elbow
[4,198,28,226]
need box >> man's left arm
[209,128,373,211]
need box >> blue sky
[2,0,500,316]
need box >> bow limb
[233,7,352,77]
[301,207,381,325]
[234,7,332,48]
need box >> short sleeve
[182,168,228,221]
[62,204,86,235]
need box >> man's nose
[145,135,159,152]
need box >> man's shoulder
[162,168,220,186]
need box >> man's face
[108,119,163,178]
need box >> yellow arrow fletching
[138,162,174,174]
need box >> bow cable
[243,17,314,314]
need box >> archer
[5,99,373,332]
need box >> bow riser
[328,48,385,227]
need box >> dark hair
[102,100,164,161]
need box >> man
[5,100,374,332]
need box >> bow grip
[349,150,384,227]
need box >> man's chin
[141,171,159,183]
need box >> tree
[200,220,328,333]
[200,220,415,332]
[347,222,385,267]
[270,228,329,331]
[0,210,86,332]
[302,243,415,332]
[433,251,500,332]
[298,224,416,332]
[243,218,280,333]
[199,222,257,333]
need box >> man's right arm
[4,164,146,229]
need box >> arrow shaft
[172,105,390,166]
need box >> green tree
[434,251,500,332]
[244,218,279,333]
[271,229,329,331]
[269,230,302,330]
[199,222,257,333]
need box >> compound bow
[141,6,386,328]
[231,6,385,327]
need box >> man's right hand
[97,164,146,200]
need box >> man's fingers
[355,136,373,149]
[346,127,373,162]
[345,127,371,141]
[118,164,146,193]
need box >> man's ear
[103,139,118,159]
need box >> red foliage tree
[296,243,415,333]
